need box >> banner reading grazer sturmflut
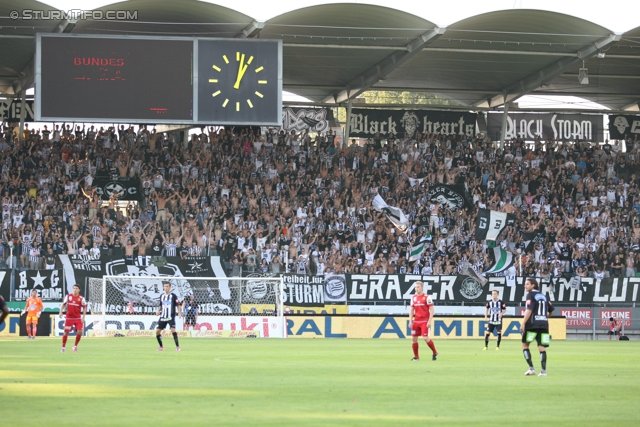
[487,112,604,142]
[608,114,640,140]
[345,275,598,304]
[349,109,477,138]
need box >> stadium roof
[1,0,639,112]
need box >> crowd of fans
[1,118,640,281]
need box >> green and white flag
[408,236,430,262]
[409,243,425,262]
[485,247,515,274]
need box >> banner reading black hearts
[92,177,141,201]
[349,109,477,139]
[58,255,235,314]
[14,269,63,301]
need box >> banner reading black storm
[349,109,477,139]
[608,114,640,140]
[57,255,234,315]
[487,112,604,142]
[14,269,64,302]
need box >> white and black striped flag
[475,209,517,242]
[372,194,410,234]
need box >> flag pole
[519,251,523,276]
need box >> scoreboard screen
[36,34,281,125]
[37,35,193,122]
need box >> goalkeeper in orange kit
[22,289,44,339]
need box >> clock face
[197,39,281,125]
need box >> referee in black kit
[521,278,554,377]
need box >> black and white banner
[427,184,470,211]
[14,269,63,301]
[475,209,516,241]
[282,274,325,307]
[608,114,640,140]
[58,255,232,315]
[590,277,640,304]
[349,109,477,138]
[0,99,35,122]
[92,177,141,201]
[280,273,348,306]
[0,270,11,301]
[345,275,603,304]
[282,107,336,133]
[487,112,604,142]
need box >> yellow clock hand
[234,54,249,89]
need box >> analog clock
[197,39,281,125]
[208,51,268,113]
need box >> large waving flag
[523,229,545,253]
[372,194,410,234]
[485,247,515,274]
[475,209,517,241]
[408,236,430,262]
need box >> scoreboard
[35,34,282,125]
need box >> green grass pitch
[1,338,639,426]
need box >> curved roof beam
[621,101,640,112]
[10,18,75,96]
[236,21,265,38]
[323,26,447,104]
[478,33,621,108]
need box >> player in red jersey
[409,281,438,361]
[59,284,87,353]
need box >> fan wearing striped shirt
[484,290,506,351]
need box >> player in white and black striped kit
[484,290,506,351]
[155,281,182,352]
